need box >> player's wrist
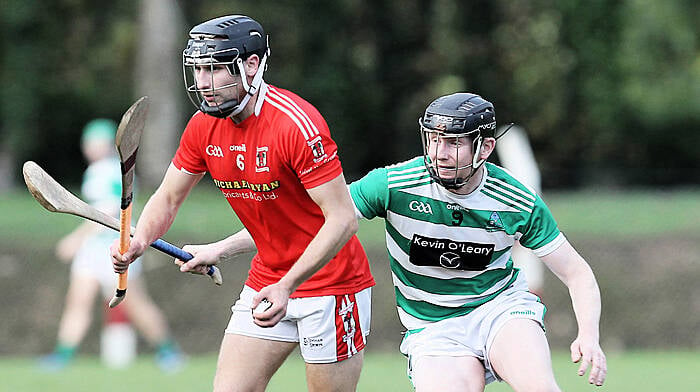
[576,329,600,342]
[275,277,296,296]
[129,237,149,256]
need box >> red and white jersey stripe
[265,85,320,140]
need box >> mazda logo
[439,252,461,268]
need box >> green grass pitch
[3,350,699,391]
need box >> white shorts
[399,285,545,385]
[225,285,372,364]
[71,233,142,298]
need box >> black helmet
[420,93,496,137]
[182,15,270,118]
[185,15,267,63]
[419,93,497,189]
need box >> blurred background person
[495,125,545,296]
[39,119,185,372]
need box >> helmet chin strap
[471,137,486,170]
[229,51,269,117]
[199,98,238,118]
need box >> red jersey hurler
[173,84,375,297]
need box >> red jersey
[173,84,374,297]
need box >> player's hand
[571,335,607,386]
[110,237,147,273]
[176,244,221,275]
[251,283,291,328]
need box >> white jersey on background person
[72,156,142,294]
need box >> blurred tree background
[1,0,699,189]
[1,0,699,359]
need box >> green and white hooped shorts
[399,284,546,385]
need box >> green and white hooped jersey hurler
[75,155,143,287]
[349,157,565,330]
[81,156,123,241]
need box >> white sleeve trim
[354,204,367,220]
[173,163,206,176]
[531,232,566,257]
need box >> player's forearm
[131,164,202,249]
[278,213,358,293]
[567,263,603,340]
[133,189,181,246]
[542,241,602,340]
[214,228,257,260]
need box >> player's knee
[509,378,560,392]
[213,374,266,392]
[306,357,363,392]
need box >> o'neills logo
[213,178,280,192]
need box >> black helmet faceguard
[182,15,270,118]
[419,93,499,189]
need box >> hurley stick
[22,160,223,285]
[107,97,150,307]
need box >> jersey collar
[436,164,488,200]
